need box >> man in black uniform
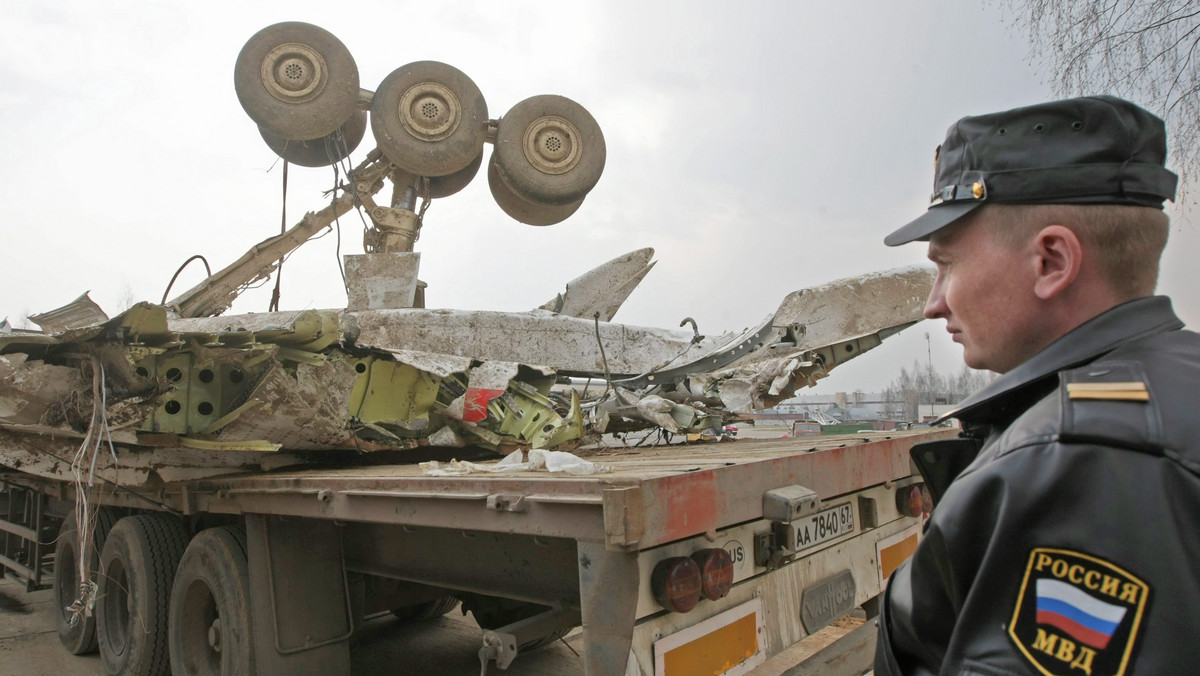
[876,95,1200,675]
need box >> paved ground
[0,571,866,675]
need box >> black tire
[390,596,460,623]
[168,526,253,676]
[234,22,360,141]
[259,109,366,168]
[370,61,488,177]
[491,94,605,206]
[54,507,119,655]
[488,156,582,226]
[97,513,189,676]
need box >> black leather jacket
[876,296,1200,675]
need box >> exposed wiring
[269,160,289,312]
[66,356,120,628]
[593,313,630,405]
[330,145,350,290]
[160,255,212,305]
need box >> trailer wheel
[390,595,460,623]
[97,513,189,676]
[54,507,118,655]
[169,526,254,676]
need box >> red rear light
[691,548,734,600]
[651,556,702,613]
[896,484,924,518]
[920,484,933,517]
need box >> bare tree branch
[1000,0,1200,200]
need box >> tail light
[651,556,702,613]
[896,483,926,518]
[692,548,734,600]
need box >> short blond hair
[983,204,1169,299]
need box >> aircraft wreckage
[0,22,932,486]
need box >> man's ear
[1032,225,1082,300]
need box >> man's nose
[924,285,947,320]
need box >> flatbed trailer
[0,429,950,676]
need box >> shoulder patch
[1009,547,1150,676]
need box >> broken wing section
[607,265,935,413]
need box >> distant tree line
[879,361,995,420]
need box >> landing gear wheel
[97,513,189,676]
[234,22,360,141]
[54,507,118,655]
[370,61,488,177]
[259,109,367,168]
[390,596,460,623]
[491,94,605,206]
[169,526,254,676]
[422,150,483,199]
[488,156,582,226]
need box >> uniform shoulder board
[1065,381,1148,402]
[1058,361,1164,453]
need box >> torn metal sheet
[593,388,721,435]
[28,292,109,333]
[214,357,360,450]
[538,247,656,321]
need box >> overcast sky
[1,1,1195,394]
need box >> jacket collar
[939,296,1183,425]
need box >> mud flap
[246,514,352,675]
[578,541,639,676]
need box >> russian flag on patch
[1035,578,1126,649]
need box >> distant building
[762,390,954,424]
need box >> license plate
[792,502,855,552]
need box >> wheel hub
[523,116,582,175]
[260,42,328,103]
[208,618,222,653]
[398,81,461,142]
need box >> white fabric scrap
[420,449,609,476]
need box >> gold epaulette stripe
[1067,382,1149,401]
